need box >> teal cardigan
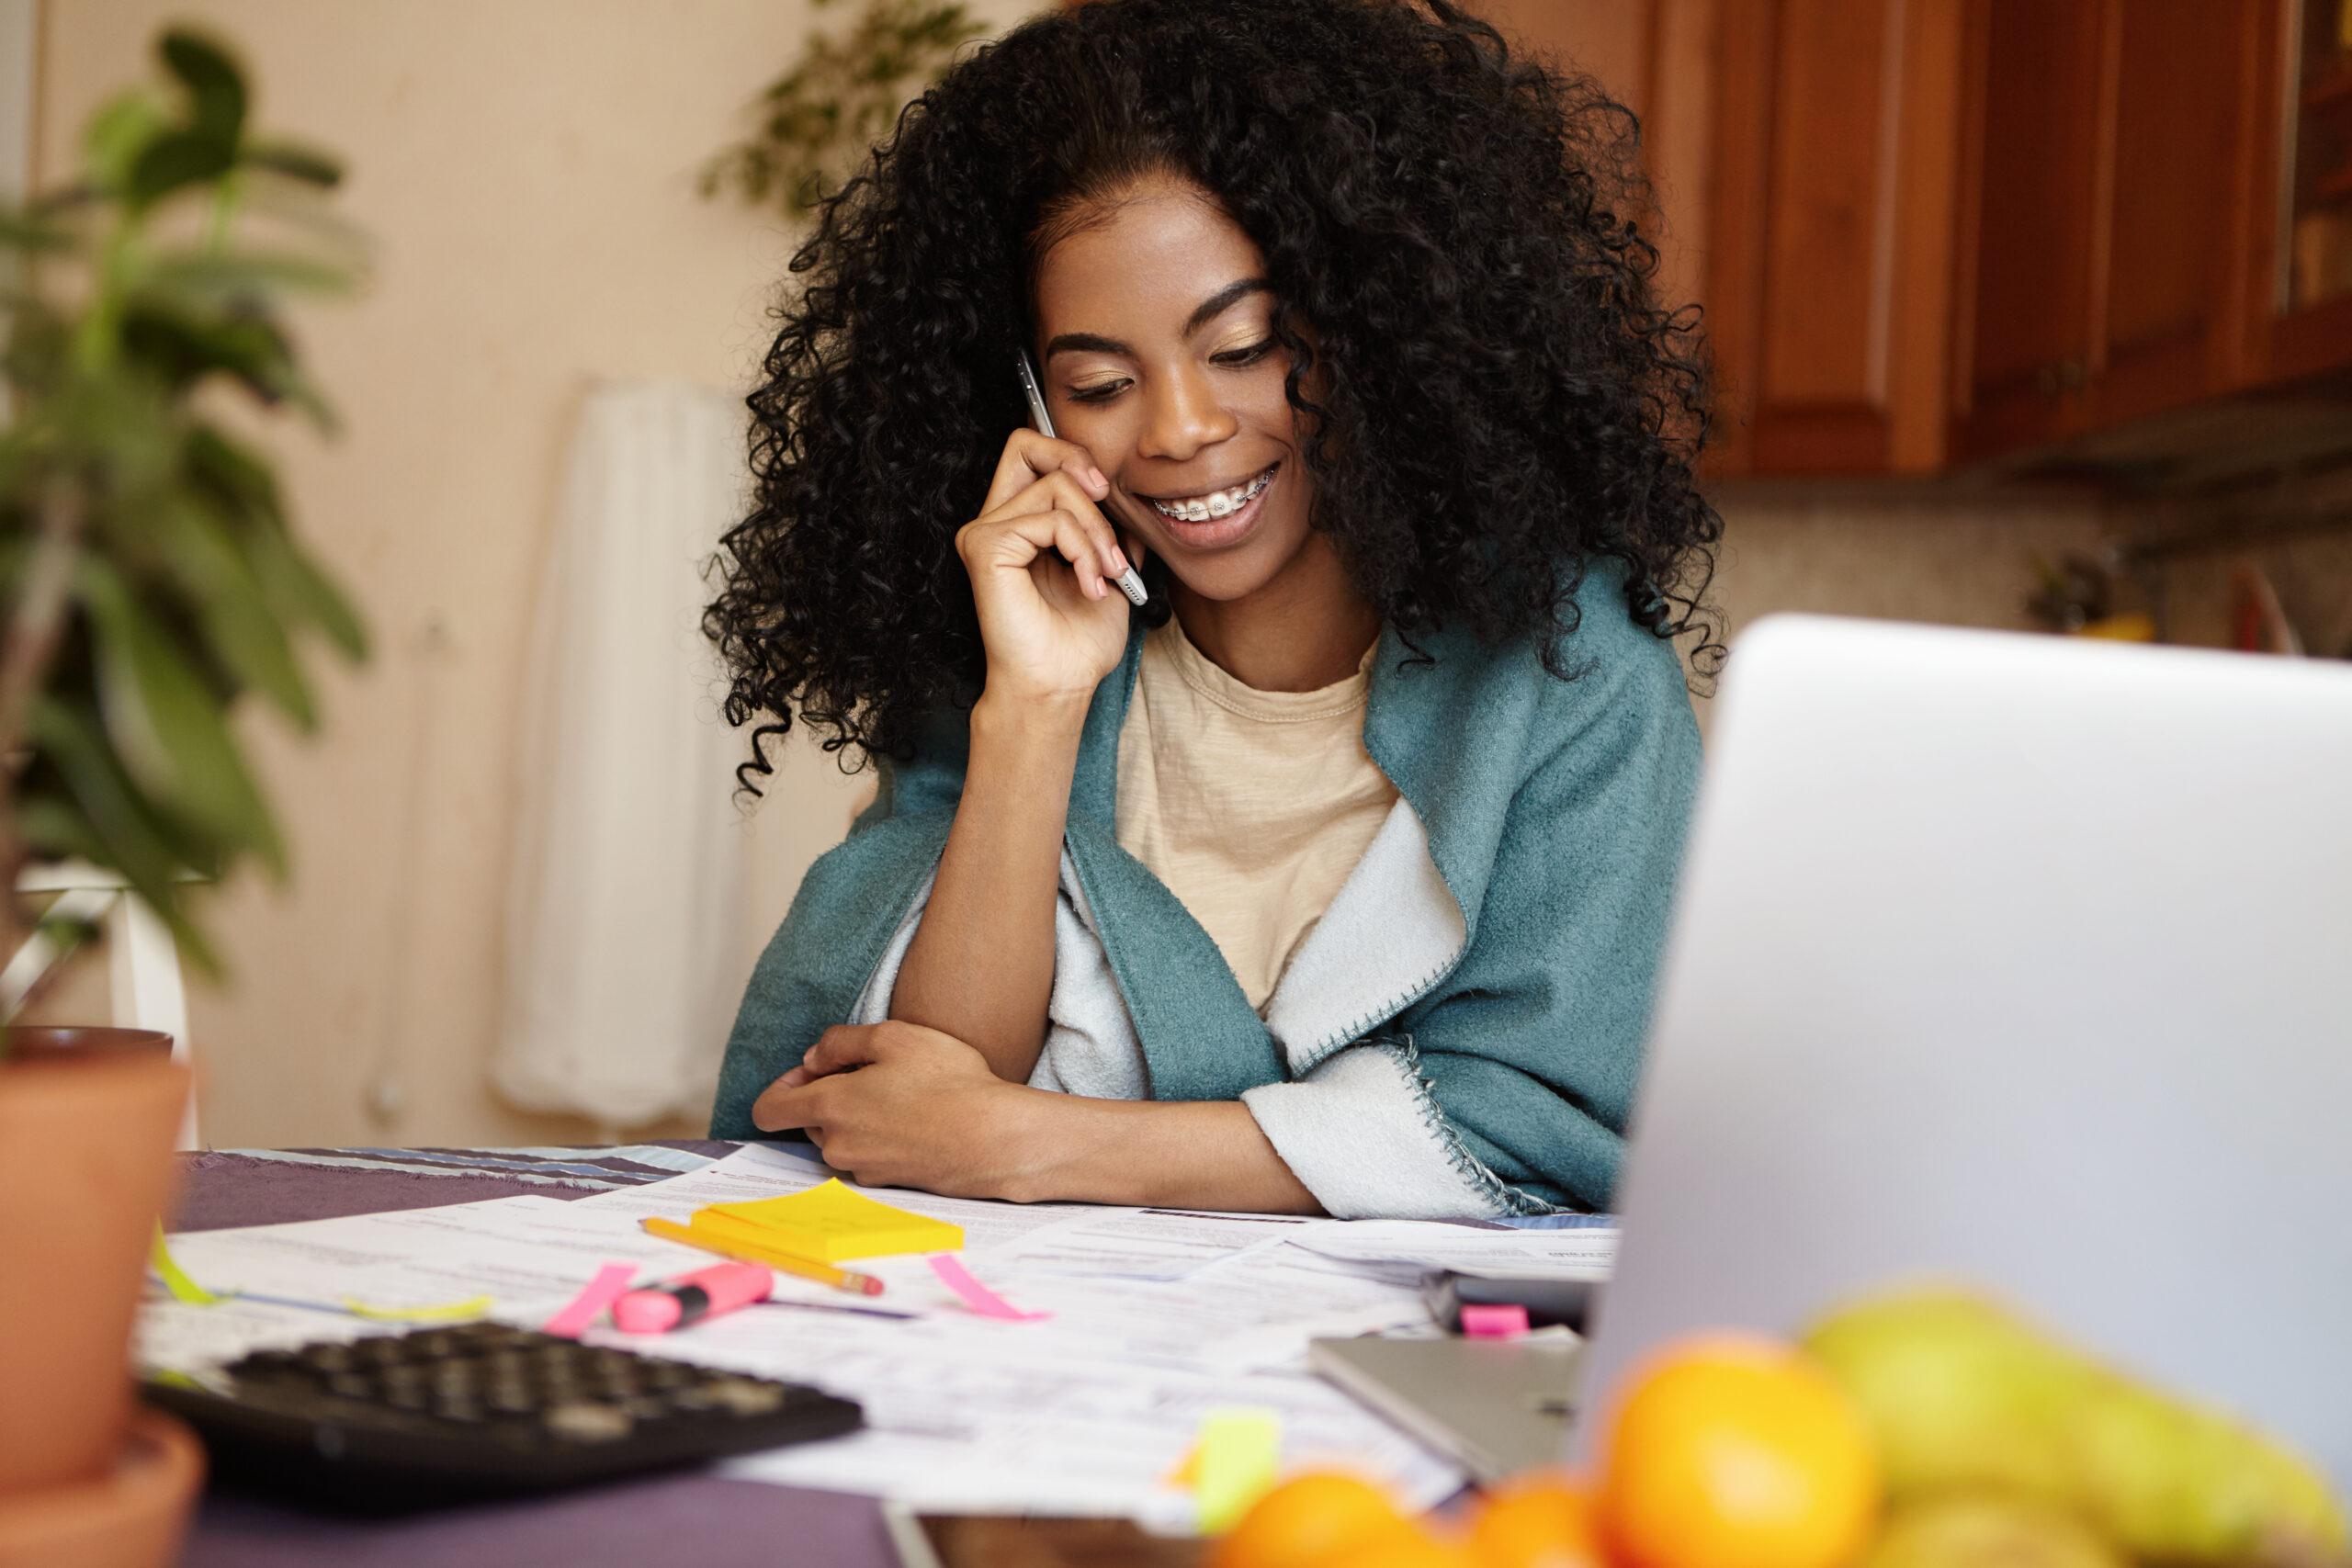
[712,568,1700,1216]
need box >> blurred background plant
[0,26,368,1029]
[698,0,986,219]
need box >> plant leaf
[184,422,281,516]
[15,792,221,977]
[145,247,359,302]
[0,207,77,254]
[119,299,335,430]
[77,556,286,877]
[128,130,237,210]
[238,137,342,187]
[242,518,368,660]
[183,424,368,661]
[20,701,225,976]
[159,28,247,148]
[83,88,169,192]
[153,495,316,728]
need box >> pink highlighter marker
[612,1260,772,1334]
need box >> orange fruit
[1344,1528,1476,1568]
[1596,1334,1880,1568]
[1468,1472,1606,1568]
[1211,1472,1420,1568]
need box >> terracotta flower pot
[0,1408,203,1568]
[0,1029,189,1495]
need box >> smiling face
[1030,174,1325,609]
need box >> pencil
[640,1215,887,1297]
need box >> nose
[1136,362,1239,464]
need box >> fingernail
[1111,547,1132,575]
[1088,467,1108,491]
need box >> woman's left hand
[749,1021,1041,1198]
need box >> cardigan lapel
[1061,621,1286,1100]
[1058,616,1502,1093]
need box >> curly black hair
[707,0,1723,788]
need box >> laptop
[1316,615,2352,1489]
[1577,615,2352,1485]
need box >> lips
[1146,463,1278,521]
[1134,463,1279,551]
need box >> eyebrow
[1043,277,1273,360]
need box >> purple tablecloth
[170,1143,900,1568]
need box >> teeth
[1151,466,1272,522]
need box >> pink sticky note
[1460,1303,1531,1340]
[543,1262,639,1337]
[928,1254,1050,1321]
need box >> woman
[704,0,1720,1218]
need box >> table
[170,1142,905,1568]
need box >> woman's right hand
[956,429,1139,706]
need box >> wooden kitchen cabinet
[1709,0,2288,478]
[2244,0,2352,386]
[1950,0,2261,463]
[1944,1,2104,459]
[1703,0,1966,476]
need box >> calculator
[143,1321,863,1509]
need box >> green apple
[1859,1494,2124,1568]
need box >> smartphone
[1017,348,1148,608]
[884,1502,1196,1568]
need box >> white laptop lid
[1578,615,2352,1485]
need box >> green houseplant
[0,28,367,997]
[699,0,987,218]
[0,28,367,1561]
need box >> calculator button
[544,1403,635,1443]
[706,1379,786,1416]
[485,1385,536,1416]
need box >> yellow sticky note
[1194,1407,1282,1534]
[694,1178,962,1263]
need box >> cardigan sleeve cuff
[1242,1043,1515,1220]
[848,849,1151,1100]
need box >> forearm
[889,691,1088,1082]
[998,1092,1325,1213]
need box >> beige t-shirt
[1114,618,1398,1013]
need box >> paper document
[1287,1219,1618,1280]
[1008,1209,1318,1280]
